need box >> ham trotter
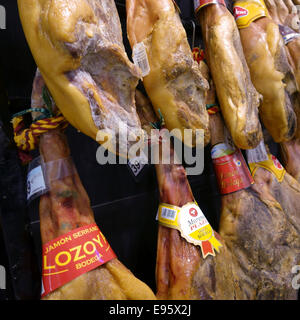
[31,71,156,300]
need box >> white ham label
[27,164,47,201]
[246,140,269,164]
[157,202,223,259]
[132,42,150,77]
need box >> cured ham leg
[18,0,143,156]
[195,2,263,149]
[32,72,156,300]
[135,90,238,300]
[265,0,300,31]
[214,113,300,299]
[234,0,297,143]
[203,51,300,298]
[263,0,300,182]
[280,138,300,183]
[126,0,210,147]
[137,79,300,299]
[265,0,300,90]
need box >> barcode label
[161,207,177,221]
[246,140,269,163]
[132,42,150,77]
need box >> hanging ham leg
[204,50,300,298]
[137,80,300,299]
[234,0,297,143]
[263,0,300,182]
[126,0,210,147]
[265,0,300,90]
[214,114,300,299]
[135,90,238,300]
[32,72,156,300]
[18,0,143,156]
[265,0,300,31]
[195,2,263,149]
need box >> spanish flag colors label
[41,223,116,297]
[158,202,222,259]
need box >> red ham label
[41,223,116,297]
[233,6,249,20]
[212,144,254,195]
[194,0,226,13]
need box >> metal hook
[190,20,196,49]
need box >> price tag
[128,152,148,177]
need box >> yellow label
[158,202,222,258]
[249,154,286,182]
[189,224,213,242]
[233,0,270,29]
[157,203,180,229]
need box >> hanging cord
[147,109,166,146]
[11,86,69,152]
[150,109,165,130]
